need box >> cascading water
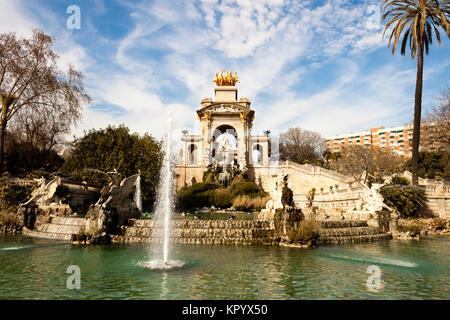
[145,112,184,270]
[134,173,142,212]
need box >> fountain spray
[145,112,183,270]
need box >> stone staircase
[22,216,85,241]
[317,220,391,245]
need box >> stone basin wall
[111,219,278,245]
[317,220,391,244]
[20,216,392,246]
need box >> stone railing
[283,161,351,184]
[293,182,450,220]
[419,183,450,219]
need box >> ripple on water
[0,236,449,299]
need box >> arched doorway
[212,125,238,165]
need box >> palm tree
[382,0,450,185]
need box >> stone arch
[212,124,238,164]
[212,124,238,143]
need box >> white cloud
[4,0,444,142]
[0,0,36,37]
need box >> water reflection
[0,235,448,299]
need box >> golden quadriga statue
[213,70,239,86]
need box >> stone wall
[174,165,204,190]
[419,184,450,219]
[112,219,278,245]
[292,183,450,220]
[21,216,392,246]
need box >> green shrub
[380,185,427,218]
[212,190,233,209]
[306,188,316,207]
[282,186,295,207]
[26,169,52,180]
[0,183,34,209]
[404,150,450,180]
[185,182,220,193]
[176,182,220,211]
[230,181,264,198]
[389,175,410,186]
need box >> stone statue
[22,176,64,207]
[95,173,140,209]
[218,132,233,165]
[261,170,287,215]
[359,183,394,214]
[86,173,142,235]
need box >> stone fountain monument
[84,170,142,235]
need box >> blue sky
[1,0,449,140]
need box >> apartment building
[325,125,413,158]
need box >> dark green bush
[176,182,220,211]
[0,183,34,209]
[282,186,295,207]
[230,181,264,198]
[212,190,233,209]
[380,185,427,218]
[404,150,450,181]
[389,175,410,186]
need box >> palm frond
[382,0,450,58]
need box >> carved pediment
[199,103,250,114]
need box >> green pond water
[0,234,448,299]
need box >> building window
[188,144,197,164]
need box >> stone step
[318,227,380,237]
[319,220,368,229]
[318,232,392,245]
[22,227,73,241]
[122,226,274,239]
[130,219,272,229]
[111,235,278,245]
[49,216,86,226]
[36,223,83,235]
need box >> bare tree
[279,127,324,164]
[0,29,90,172]
[339,145,404,185]
[421,86,450,151]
